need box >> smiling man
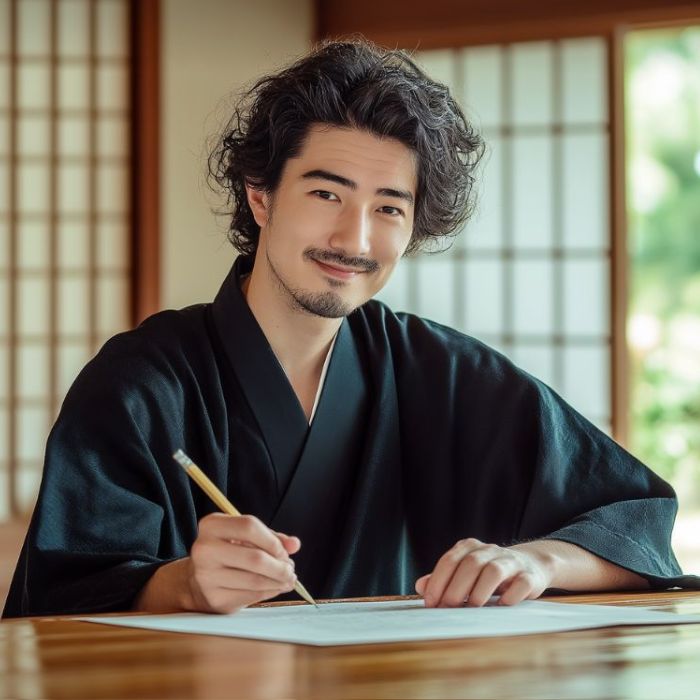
[4,40,697,619]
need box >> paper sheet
[80,599,700,646]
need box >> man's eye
[312,190,339,201]
[379,206,404,217]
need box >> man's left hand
[415,538,554,608]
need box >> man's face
[247,125,417,318]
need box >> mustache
[304,248,380,273]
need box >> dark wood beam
[129,0,160,325]
[317,0,700,47]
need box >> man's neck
[241,260,342,415]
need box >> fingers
[423,538,490,607]
[201,513,289,559]
[415,574,430,595]
[498,572,545,606]
[421,539,549,608]
[205,541,296,585]
[189,514,302,614]
[461,557,519,607]
[275,532,302,555]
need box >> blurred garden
[626,26,700,572]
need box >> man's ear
[245,183,270,228]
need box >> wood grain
[2,591,700,699]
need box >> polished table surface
[2,591,700,700]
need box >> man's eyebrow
[376,187,414,206]
[302,169,356,190]
[301,169,415,206]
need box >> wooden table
[2,591,700,699]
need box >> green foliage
[626,26,700,499]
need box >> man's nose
[329,206,371,256]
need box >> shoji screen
[0,0,131,519]
[377,38,611,433]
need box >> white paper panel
[0,0,9,53]
[58,274,89,335]
[18,221,49,270]
[0,221,8,267]
[97,275,129,335]
[0,164,6,213]
[510,42,553,126]
[563,259,609,337]
[562,132,609,250]
[0,343,6,399]
[17,62,50,109]
[464,258,503,336]
[97,163,127,214]
[58,163,88,213]
[96,64,128,110]
[513,259,554,335]
[511,344,556,388]
[97,0,128,58]
[512,136,552,249]
[0,275,6,333]
[58,116,89,157]
[17,405,48,461]
[561,38,607,125]
[17,463,43,511]
[0,406,7,467]
[97,117,128,158]
[18,343,49,399]
[58,341,91,397]
[563,345,609,418]
[58,221,89,269]
[0,470,8,521]
[0,474,11,522]
[416,50,455,91]
[0,114,7,156]
[18,162,49,213]
[58,0,89,57]
[462,46,503,127]
[17,0,49,56]
[416,259,455,327]
[467,137,503,251]
[18,276,48,335]
[0,61,8,109]
[374,262,409,312]
[18,115,50,156]
[58,63,89,110]
[97,219,128,269]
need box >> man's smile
[312,258,365,280]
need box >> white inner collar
[309,332,339,425]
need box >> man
[4,40,697,618]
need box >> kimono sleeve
[3,335,191,618]
[516,377,700,589]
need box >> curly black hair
[208,38,484,257]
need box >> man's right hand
[133,513,300,614]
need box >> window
[378,38,613,434]
[0,0,132,519]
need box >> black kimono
[4,256,698,617]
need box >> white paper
[80,599,700,647]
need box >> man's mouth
[312,258,365,280]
